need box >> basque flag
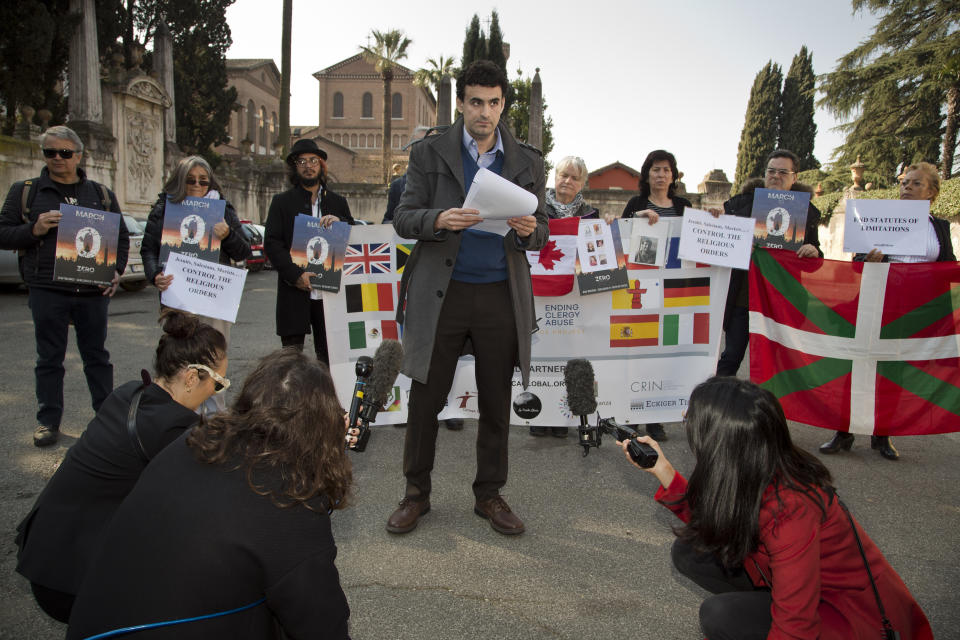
[749,248,960,436]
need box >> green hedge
[814,177,960,222]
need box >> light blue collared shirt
[462,126,503,170]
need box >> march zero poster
[323,220,730,427]
[53,204,122,286]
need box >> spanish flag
[345,283,394,313]
[609,314,659,347]
[663,277,710,307]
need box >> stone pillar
[437,76,452,126]
[528,68,543,150]
[68,0,102,123]
[154,21,177,146]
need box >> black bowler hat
[286,139,328,164]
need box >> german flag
[345,283,394,313]
[610,314,659,347]
[663,277,710,308]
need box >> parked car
[239,220,266,272]
[119,214,147,291]
[0,249,21,287]
[0,214,146,291]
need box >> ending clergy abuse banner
[323,221,730,427]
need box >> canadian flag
[527,217,579,296]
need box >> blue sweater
[452,144,507,283]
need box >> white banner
[160,252,247,323]
[324,221,729,427]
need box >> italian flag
[528,217,579,296]
[749,248,960,436]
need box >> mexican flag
[527,217,579,296]
[749,248,960,436]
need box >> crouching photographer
[617,376,932,640]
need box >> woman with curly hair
[618,377,932,640]
[67,349,352,639]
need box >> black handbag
[126,369,153,463]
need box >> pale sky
[225,0,878,188]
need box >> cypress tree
[475,32,488,65]
[779,46,818,171]
[461,14,481,67]
[820,0,960,178]
[486,11,507,73]
[733,61,782,194]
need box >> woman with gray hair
[544,156,599,219]
[141,155,250,413]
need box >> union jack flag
[344,243,391,275]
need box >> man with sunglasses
[717,149,821,377]
[264,139,354,363]
[0,125,129,447]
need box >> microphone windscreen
[564,359,597,416]
[366,340,404,405]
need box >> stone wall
[0,135,115,211]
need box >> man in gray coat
[387,61,549,536]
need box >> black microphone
[346,356,372,450]
[360,339,403,424]
[564,359,598,452]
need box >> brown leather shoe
[474,496,525,535]
[386,497,430,534]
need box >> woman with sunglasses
[15,310,228,624]
[68,350,352,640]
[141,156,249,411]
[617,377,932,640]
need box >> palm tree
[360,29,412,184]
[414,55,457,126]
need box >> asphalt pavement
[1,271,958,639]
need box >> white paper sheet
[463,167,539,236]
[677,208,755,270]
[160,252,247,323]
[843,199,929,256]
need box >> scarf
[546,188,589,218]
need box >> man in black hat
[264,139,354,362]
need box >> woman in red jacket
[618,376,932,640]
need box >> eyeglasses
[43,148,77,159]
[185,178,210,186]
[765,167,795,177]
[189,363,230,392]
[296,157,322,167]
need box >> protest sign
[291,216,349,292]
[678,208,754,270]
[160,252,247,323]
[159,196,226,267]
[576,218,628,295]
[53,204,121,286]
[843,199,929,256]
[750,188,810,251]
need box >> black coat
[0,167,129,293]
[66,434,350,640]
[620,194,692,218]
[15,381,199,594]
[263,184,354,337]
[722,184,823,311]
[141,192,251,285]
[382,174,406,223]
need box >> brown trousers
[403,280,518,501]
